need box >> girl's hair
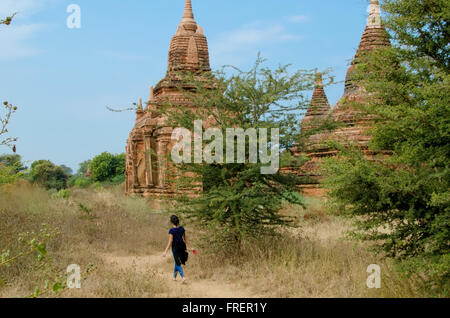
[170,215,180,226]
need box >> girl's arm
[163,234,173,257]
[183,232,194,251]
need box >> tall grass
[186,198,431,298]
[0,181,169,297]
[0,181,438,297]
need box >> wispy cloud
[0,23,45,59]
[102,50,147,62]
[210,21,303,66]
[0,0,51,60]
[288,15,310,23]
[0,0,48,18]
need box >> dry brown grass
[187,198,428,298]
[0,181,169,297]
[0,182,431,298]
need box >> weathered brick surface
[292,0,391,197]
[125,0,210,197]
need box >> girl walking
[163,215,194,283]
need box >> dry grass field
[0,181,430,298]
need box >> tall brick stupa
[125,0,211,197]
[331,0,391,151]
[293,0,391,196]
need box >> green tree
[29,161,69,190]
[323,0,449,290]
[90,152,125,183]
[0,154,26,173]
[161,56,325,248]
[59,165,73,176]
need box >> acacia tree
[158,56,330,248]
[323,0,449,291]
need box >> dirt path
[100,252,256,298]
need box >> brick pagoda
[125,0,211,197]
[293,0,391,196]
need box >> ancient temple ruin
[126,0,391,198]
[125,0,211,197]
[293,0,391,196]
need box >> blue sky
[0,0,376,171]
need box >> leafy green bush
[110,174,125,185]
[0,154,26,173]
[0,165,22,184]
[53,189,70,199]
[68,176,92,188]
[90,152,125,183]
[29,160,69,190]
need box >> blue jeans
[172,251,184,278]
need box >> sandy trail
[100,252,256,298]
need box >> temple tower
[332,0,391,151]
[125,0,211,197]
[300,72,331,136]
[291,0,391,196]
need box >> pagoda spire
[356,0,390,56]
[179,0,197,33]
[367,0,382,28]
[343,0,390,96]
[308,72,330,114]
[166,0,210,73]
[300,71,330,134]
[182,0,194,21]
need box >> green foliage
[161,56,326,247]
[110,173,125,185]
[59,165,73,176]
[52,189,70,199]
[69,175,92,188]
[78,203,98,221]
[90,152,125,183]
[323,0,449,290]
[383,0,449,71]
[0,225,54,271]
[29,160,70,190]
[0,154,26,173]
[77,160,92,177]
[0,165,22,185]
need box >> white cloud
[210,22,303,66]
[0,24,45,59]
[0,0,51,60]
[288,15,310,23]
[0,0,48,18]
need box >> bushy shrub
[90,152,125,183]
[51,189,70,199]
[0,154,26,173]
[68,176,92,188]
[0,165,21,184]
[29,160,69,190]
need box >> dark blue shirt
[169,226,185,245]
